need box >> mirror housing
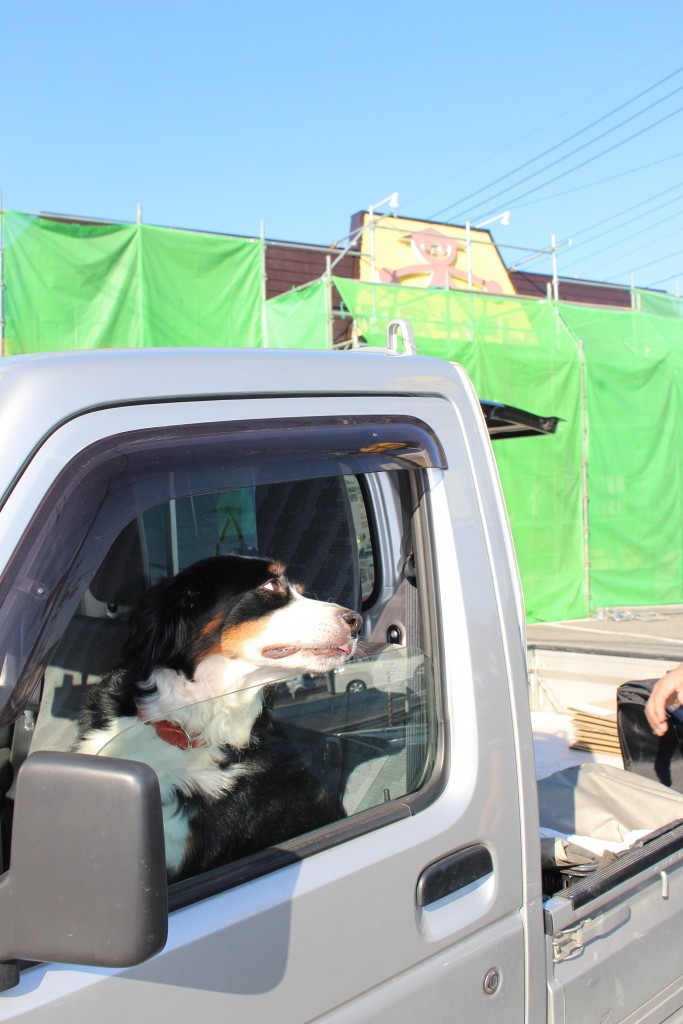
[0,751,168,971]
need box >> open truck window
[0,415,443,895]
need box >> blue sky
[2,1,683,292]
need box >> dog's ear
[122,576,199,678]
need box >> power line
[560,189,683,270]
[571,181,683,240]
[401,39,683,213]
[587,222,683,276]
[611,248,683,279]
[512,152,683,210]
[471,101,683,225]
[643,271,683,288]
[568,212,683,274]
[426,65,683,222]
[506,181,683,275]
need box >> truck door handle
[417,845,494,907]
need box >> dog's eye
[261,578,286,594]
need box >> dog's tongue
[262,645,298,660]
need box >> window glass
[143,489,260,584]
[141,480,373,592]
[28,474,435,884]
[91,649,435,882]
[345,477,376,604]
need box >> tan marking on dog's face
[294,581,306,595]
[266,561,286,578]
[206,619,269,659]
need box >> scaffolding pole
[578,338,591,614]
[551,235,559,302]
[0,196,4,357]
[260,220,268,348]
[326,255,334,349]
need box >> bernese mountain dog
[75,554,362,880]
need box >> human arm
[645,664,683,736]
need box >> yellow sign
[358,215,515,296]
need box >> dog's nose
[342,610,363,638]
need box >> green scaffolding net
[4,211,683,622]
[636,288,683,319]
[264,280,329,349]
[560,304,683,611]
[2,212,264,352]
[334,278,587,622]
[334,278,683,622]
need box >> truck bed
[527,641,680,781]
[528,643,683,899]
[531,710,623,780]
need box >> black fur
[76,555,359,880]
[174,702,340,880]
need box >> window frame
[0,410,451,907]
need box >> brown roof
[510,270,632,308]
[265,244,357,301]
[38,210,637,310]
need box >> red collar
[139,714,207,751]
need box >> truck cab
[0,333,681,1023]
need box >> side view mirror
[0,750,168,984]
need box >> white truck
[0,323,682,1023]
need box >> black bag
[617,679,683,793]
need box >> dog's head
[122,555,362,682]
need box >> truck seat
[29,521,147,754]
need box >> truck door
[0,394,531,1023]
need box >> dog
[75,554,362,880]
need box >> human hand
[645,664,683,736]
